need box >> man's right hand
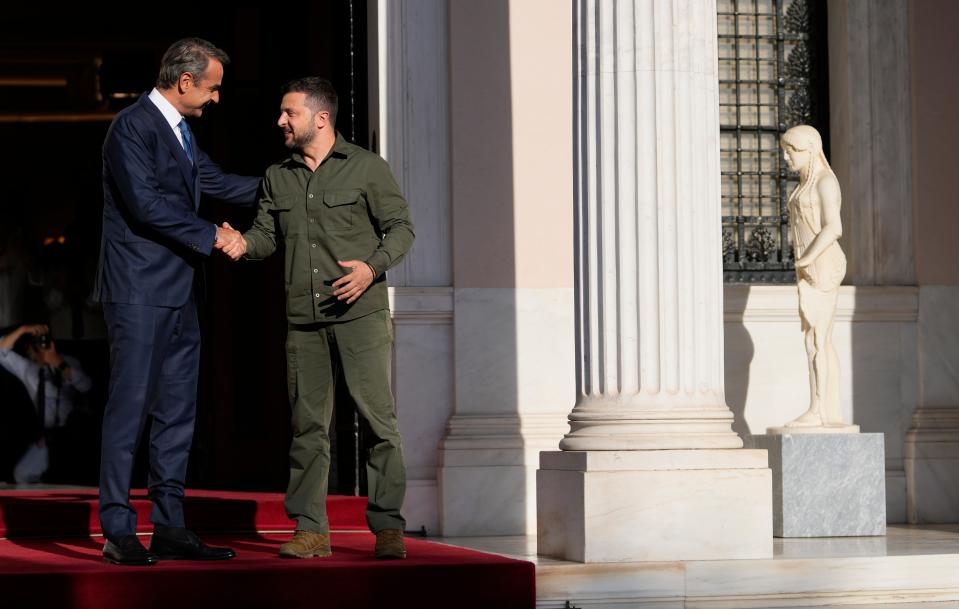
[214,222,247,261]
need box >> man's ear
[178,72,194,93]
[314,110,329,130]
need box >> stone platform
[436,524,959,608]
[745,432,886,537]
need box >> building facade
[369,0,959,536]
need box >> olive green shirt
[243,133,414,323]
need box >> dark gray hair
[156,38,230,89]
[281,77,338,126]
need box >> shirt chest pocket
[320,189,362,233]
[270,196,298,235]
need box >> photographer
[0,324,91,483]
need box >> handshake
[213,222,246,261]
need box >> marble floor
[429,525,959,609]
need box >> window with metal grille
[718,0,828,283]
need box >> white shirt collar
[148,88,186,136]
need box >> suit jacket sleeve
[196,147,261,206]
[105,116,217,254]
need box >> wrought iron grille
[717,0,828,283]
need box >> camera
[31,333,52,350]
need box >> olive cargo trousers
[284,309,406,533]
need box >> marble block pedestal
[745,433,886,537]
[536,450,773,562]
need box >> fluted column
[561,0,741,450]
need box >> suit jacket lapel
[138,95,198,204]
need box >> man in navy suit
[93,38,259,565]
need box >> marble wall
[905,0,959,522]
[389,288,454,533]
[905,285,959,522]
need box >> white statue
[772,125,858,433]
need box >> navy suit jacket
[94,94,260,308]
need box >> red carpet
[0,532,535,609]
[0,489,365,538]
[0,490,536,608]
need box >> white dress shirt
[148,87,188,151]
[0,346,91,429]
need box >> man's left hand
[332,260,374,304]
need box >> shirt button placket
[306,184,321,308]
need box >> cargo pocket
[346,315,394,406]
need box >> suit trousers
[99,299,200,539]
[284,309,406,534]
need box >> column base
[536,450,772,562]
[746,433,886,537]
[439,413,568,536]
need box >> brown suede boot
[374,529,406,559]
[278,530,332,558]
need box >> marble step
[432,525,959,609]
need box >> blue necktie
[178,119,195,165]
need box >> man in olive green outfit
[220,77,413,559]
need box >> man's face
[278,92,318,150]
[180,59,224,117]
[27,344,46,366]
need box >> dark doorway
[0,4,371,494]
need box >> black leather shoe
[149,525,236,560]
[103,535,158,566]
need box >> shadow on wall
[440,0,524,536]
[724,284,755,438]
[849,287,918,524]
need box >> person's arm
[195,147,261,206]
[104,115,218,254]
[796,174,842,268]
[235,172,279,261]
[0,324,45,384]
[363,157,416,275]
[333,157,415,303]
[0,324,47,351]
[0,325,31,351]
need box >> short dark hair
[281,77,338,126]
[156,38,230,89]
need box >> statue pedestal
[536,450,773,562]
[745,433,886,537]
